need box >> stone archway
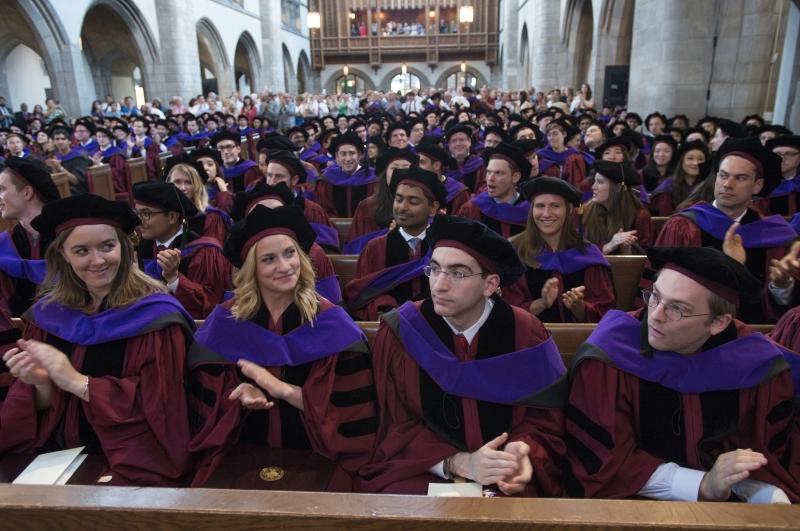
[520,23,531,89]
[563,0,595,89]
[196,18,232,97]
[282,44,296,93]
[378,66,431,93]
[434,65,490,91]
[297,50,311,94]
[80,1,157,107]
[234,31,261,95]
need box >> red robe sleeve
[202,211,229,245]
[565,358,665,498]
[211,190,234,213]
[0,323,193,486]
[650,193,674,217]
[244,167,262,190]
[455,200,481,221]
[303,198,333,227]
[107,154,131,198]
[448,188,470,215]
[346,237,398,320]
[309,243,335,279]
[564,153,590,192]
[654,215,702,247]
[174,247,232,319]
[314,180,338,217]
[347,196,379,242]
[582,265,616,322]
[145,142,161,180]
[771,306,800,352]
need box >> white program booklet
[427,481,484,497]
[13,447,87,485]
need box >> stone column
[153,0,202,102]
[500,0,519,90]
[530,0,567,92]
[260,0,286,92]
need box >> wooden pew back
[330,218,352,247]
[652,216,668,237]
[606,255,646,311]
[0,484,796,530]
[329,254,358,292]
[127,157,149,189]
[50,171,72,198]
[86,164,115,200]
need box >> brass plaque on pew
[203,444,336,491]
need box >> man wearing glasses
[211,130,260,193]
[654,137,797,323]
[565,246,800,504]
[761,135,800,217]
[358,214,566,496]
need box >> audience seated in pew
[316,133,376,218]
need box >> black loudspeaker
[603,65,629,108]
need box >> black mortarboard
[389,165,447,206]
[231,181,294,222]
[715,137,782,197]
[256,133,297,153]
[162,152,210,182]
[95,127,112,139]
[384,121,409,140]
[766,135,800,151]
[266,150,305,180]
[132,181,199,219]
[483,143,532,180]
[715,118,747,139]
[592,160,641,186]
[415,141,454,169]
[626,113,643,125]
[484,125,508,143]
[646,246,761,307]
[329,131,363,153]
[511,138,541,155]
[375,146,418,176]
[522,176,582,207]
[31,193,140,239]
[443,123,473,142]
[318,128,339,146]
[428,214,525,287]
[224,205,315,267]
[650,134,678,152]
[191,147,222,166]
[645,112,667,128]
[3,156,60,203]
[286,126,309,141]
[595,135,631,157]
[211,130,242,147]
[755,124,794,138]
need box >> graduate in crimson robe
[504,177,615,322]
[1,194,195,486]
[358,214,566,496]
[187,205,376,491]
[456,143,532,238]
[315,133,377,217]
[133,181,231,319]
[415,140,470,215]
[344,166,446,320]
[653,138,795,323]
[579,160,653,253]
[91,127,130,200]
[260,149,340,253]
[754,136,800,216]
[232,181,341,304]
[565,246,800,503]
[345,147,418,253]
[0,157,60,402]
[766,240,800,355]
[537,120,592,192]
[444,124,486,195]
[212,130,261,193]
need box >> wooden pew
[156,152,172,177]
[127,157,149,188]
[0,484,796,530]
[606,255,647,311]
[652,216,668,237]
[240,136,250,162]
[330,218,352,247]
[329,254,358,292]
[249,133,260,161]
[86,164,115,200]
[50,171,73,198]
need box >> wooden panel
[157,152,172,177]
[545,323,595,359]
[239,136,250,162]
[86,164,115,200]
[50,171,72,198]
[0,484,797,530]
[127,157,148,188]
[357,320,379,346]
[606,255,647,311]
[651,216,668,237]
[330,217,352,246]
[329,254,358,291]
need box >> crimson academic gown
[654,205,787,323]
[581,207,654,251]
[0,296,195,486]
[137,231,232,319]
[447,155,486,195]
[347,196,383,243]
[503,249,615,323]
[344,228,429,321]
[772,303,800,353]
[315,167,377,218]
[456,195,528,239]
[540,152,590,192]
[223,159,261,193]
[357,298,565,495]
[187,298,377,491]
[188,210,230,246]
[565,309,800,501]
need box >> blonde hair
[38,226,166,312]
[230,237,318,324]
[169,163,209,212]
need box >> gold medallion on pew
[259,466,284,482]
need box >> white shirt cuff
[165,276,179,293]
[638,462,704,501]
[768,278,795,306]
[670,466,706,502]
[732,479,791,504]
[429,460,446,479]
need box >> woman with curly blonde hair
[1,194,195,486]
[187,205,377,491]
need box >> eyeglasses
[217,143,237,151]
[641,289,711,322]
[775,151,800,160]
[423,265,485,283]
[135,210,167,221]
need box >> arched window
[444,71,478,91]
[335,73,367,95]
[390,73,421,93]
